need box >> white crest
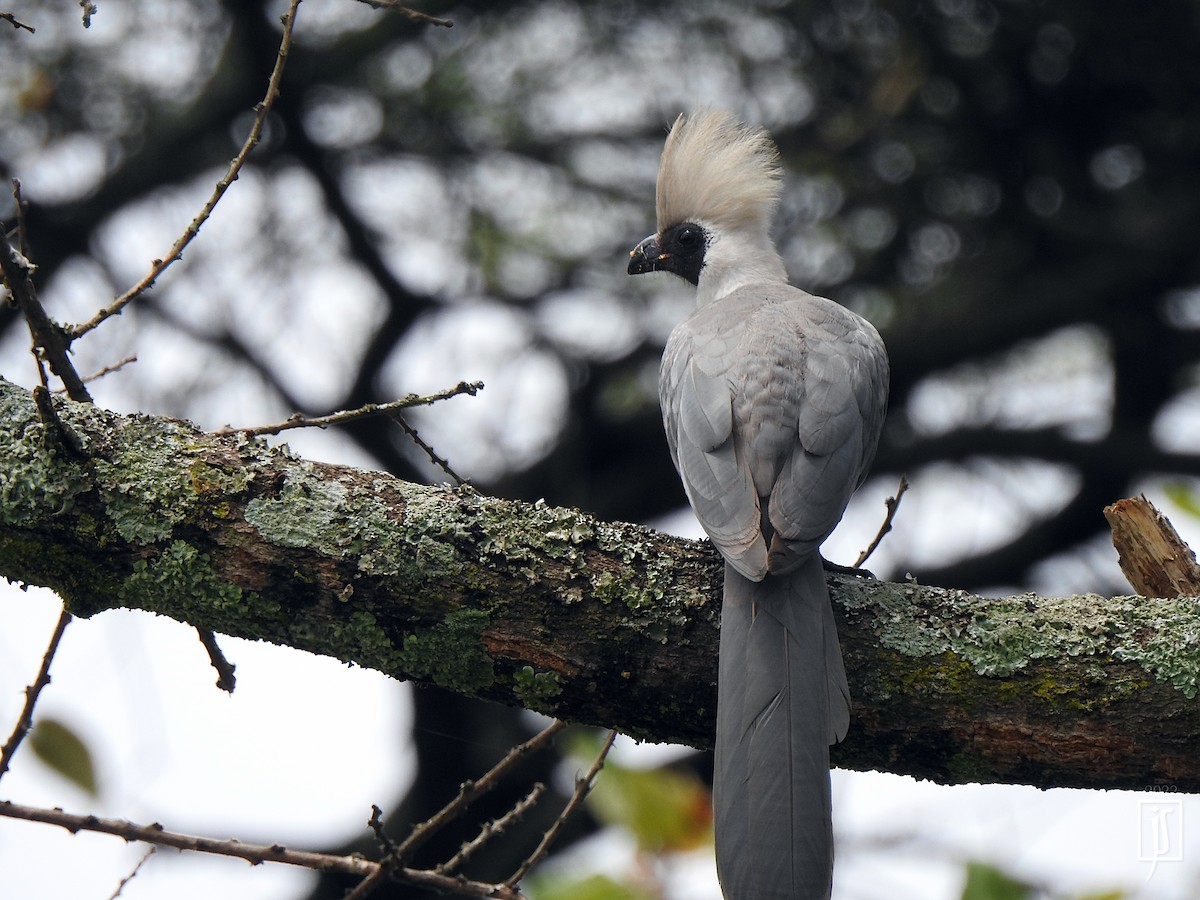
[655,110,782,236]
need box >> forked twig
[0,798,525,898]
[69,0,303,339]
[436,783,546,875]
[347,720,566,899]
[854,474,909,569]
[213,381,484,437]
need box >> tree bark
[2,377,1198,791]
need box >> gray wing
[661,311,768,580]
[766,296,889,572]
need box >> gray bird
[628,111,889,899]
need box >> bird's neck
[695,230,788,307]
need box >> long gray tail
[713,554,850,900]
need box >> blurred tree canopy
[3,0,1200,896]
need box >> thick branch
[2,378,1198,791]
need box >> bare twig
[60,355,139,390]
[9,176,28,253]
[347,720,566,900]
[367,804,400,856]
[0,12,33,33]
[0,798,376,875]
[3,181,92,402]
[0,607,72,784]
[854,474,909,568]
[0,798,529,898]
[393,413,466,485]
[69,0,303,339]
[195,626,237,693]
[353,0,453,27]
[107,847,156,900]
[504,729,618,889]
[79,0,96,27]
[390,719,565,859]
[213,381,485,437]
[437,783,546,876]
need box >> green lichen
[1112,596,1200,698]
[89,418,208,544]
[530,500,596,555]
[310,608,404,672]
[117,540,279,629]
[0,397,92,527]
[397,608,495,694]
[512,665,564,704]
[837,577,1200,701]
[244,465,349,554]
[244,471,467,591]
[839,581,1112,674]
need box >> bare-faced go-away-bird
[628,110,889,899]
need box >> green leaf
[960,861,1031,900]
[29,717,98,796]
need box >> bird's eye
[676,227,697,246]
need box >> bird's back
[661,282,888,576]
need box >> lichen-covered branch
[2,377,1199,791]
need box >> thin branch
[347,720,566,899]
[854,474,909,568]
[0,607,72,784]
[0,799,527,899]
[352,0,453,27]
[2,181,92,402]
[0,798,376,875]
[75,355,139,389]
[79,0,96,27]
[504,729,618,889]
[391,719,565,859]
[213,381,485,437]
[195,626,237,693]
[107,847,156,900]
[392,413,466,485]
[0,11,34,32]
[437,783,546,876]
[69,0,303,340]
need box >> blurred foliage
[961,862,1032,900]
[571,733,712,854]
[29,717,98,797]
[960,861,1129,900]
[527,872,657,900]
[4,0,1200,896]
[1163,481,1200,520]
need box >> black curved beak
[627,234,666,276]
